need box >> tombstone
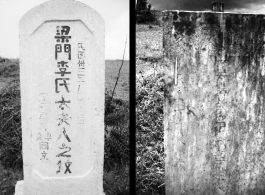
[17,0,105,194]
[163,11,265,195]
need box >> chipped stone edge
[14,180,24,195]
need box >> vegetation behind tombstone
[0,77,22,169]
[136,10,156,24]
[136,65,164,195]
[136,23,164,194]
[136,2,161,25]
[0,58,129,195]
[103,89,130,195]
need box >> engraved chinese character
[55,78,70,93]
[39,142,49,150]
[55,44,62,60]
[36,132,42,141]
[64,44,71,60]
[78,51,85,59]
[56,143,71,157]
[55,68,71,76]
[40,151,48,160]
[78,43,85,50]
[56,160,62,173]
[65,161,72,174]
[57,127,71,142]
[78,73,85,82]
[38,93,47,108]
[57,112,71,126]
[55,26,71,43]
[45,132,52,141]
[56,61,71,76]
[78,60,85,68]
[55,96,71,110]
[77,84,85,93]
[55,44,71,60]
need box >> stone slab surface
[19,0,105,194]
[14,180,24,195]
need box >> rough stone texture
[19,0,105,194]
[163,11,265,195]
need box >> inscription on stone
[19,0,105,194]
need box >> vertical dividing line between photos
[130,0,136,193]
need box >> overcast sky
[148,0,265,14]
[0,0,129,60]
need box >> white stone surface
[14,180,24,195]
[19,0,105,194]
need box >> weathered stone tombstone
[164,11,265,195]
[17,0,105,194]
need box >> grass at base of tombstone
[103,163,130,195]
[136,61,164,195]
[136,24,165,194]
[0,63,129,194]
[103,89,130,194]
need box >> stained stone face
[19,0,104,194]
[164,11,265,195]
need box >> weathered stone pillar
[163,11,265,195]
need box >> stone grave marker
[18,0,105,194]
[163,11,265,195]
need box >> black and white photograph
[2,0,265,194]
[0,0,129,194]
[136,0,265,194]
